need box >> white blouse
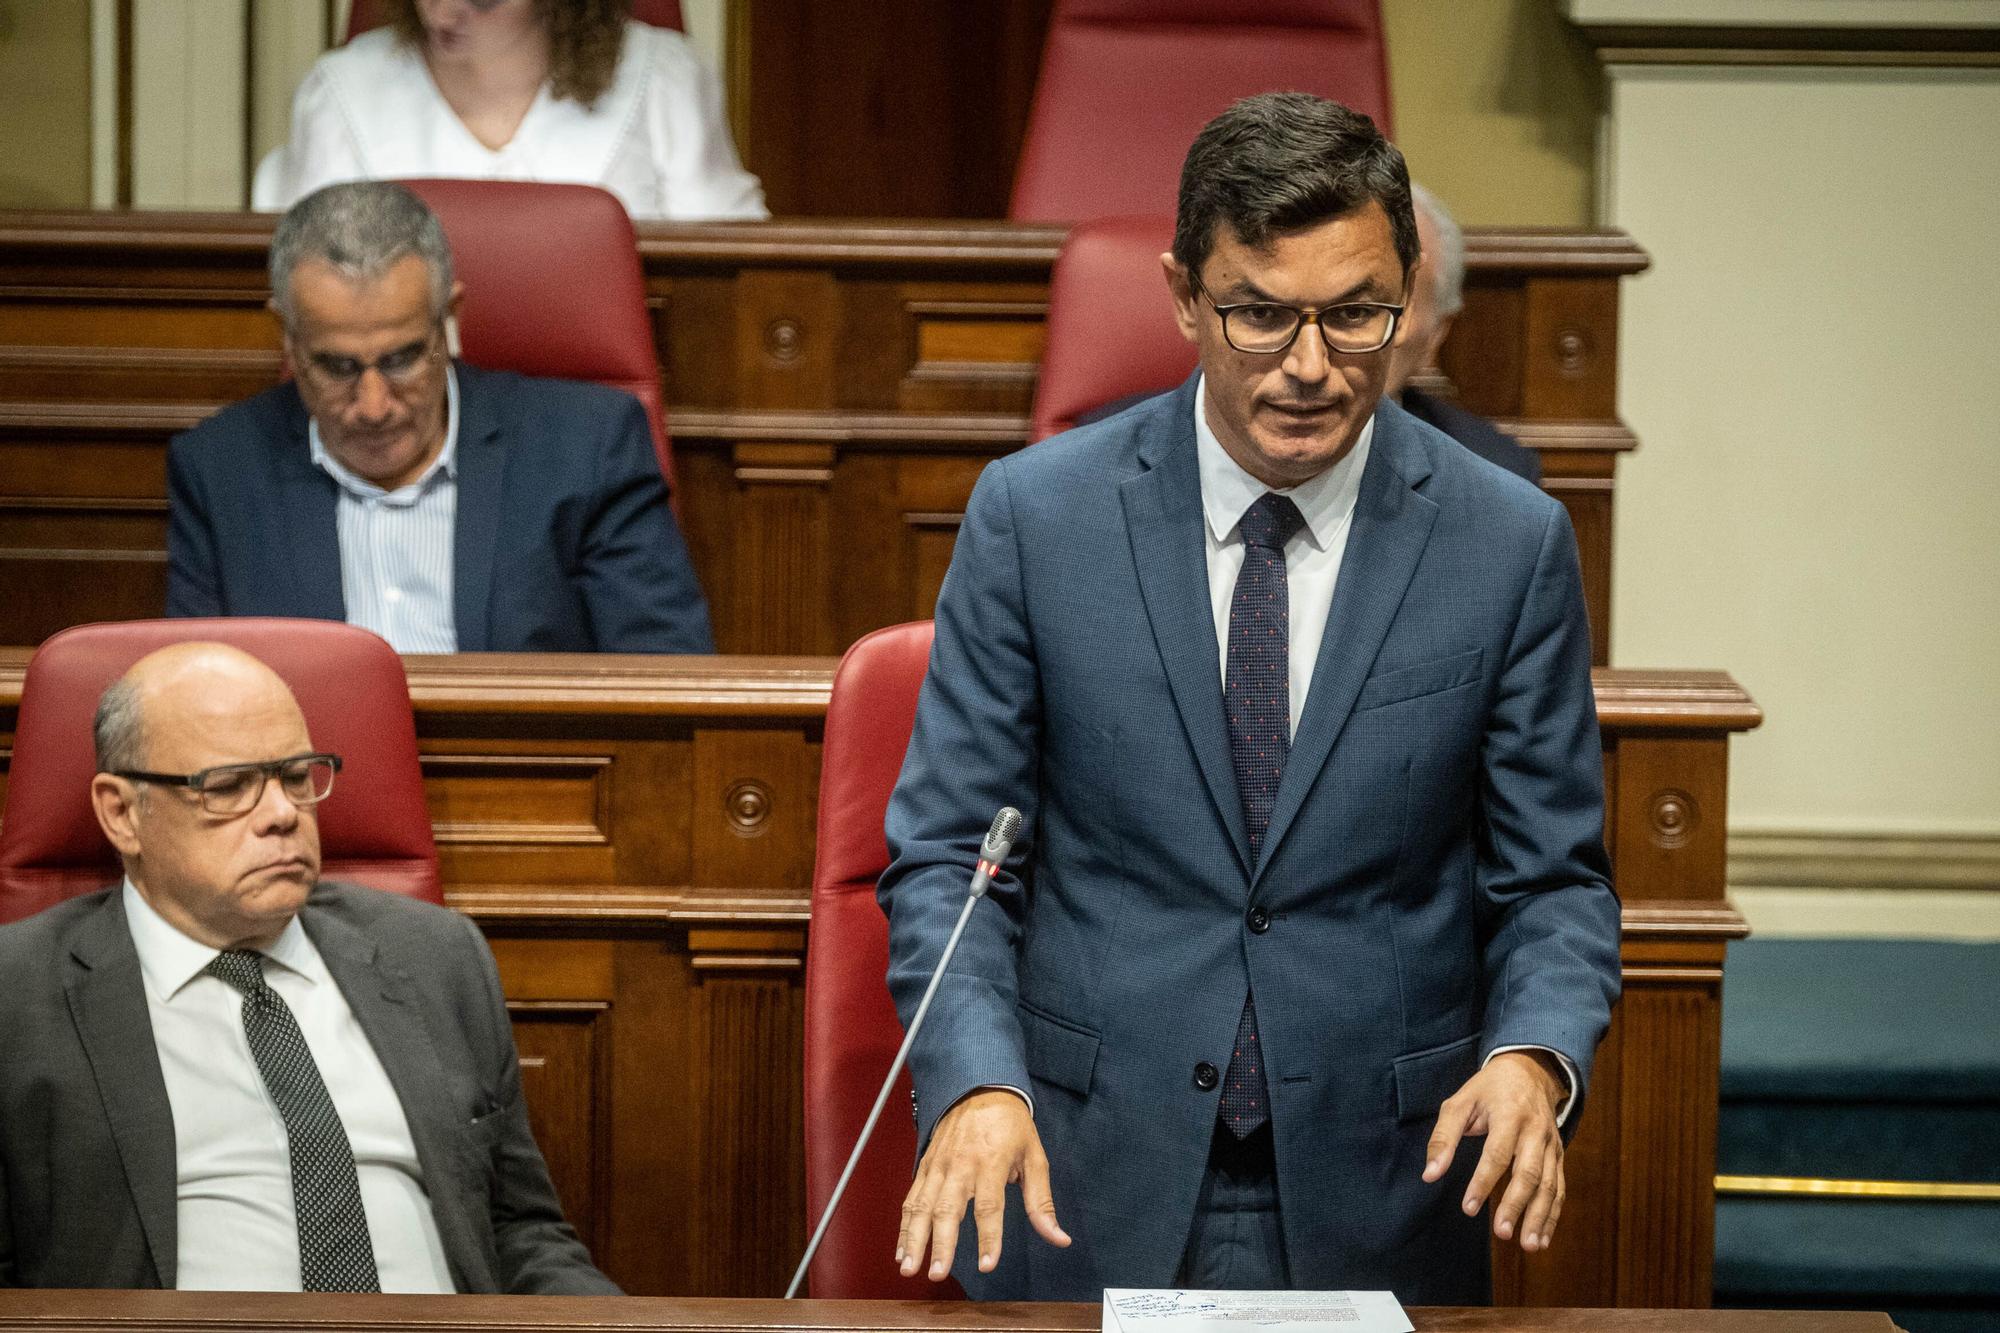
[257,21,767,221]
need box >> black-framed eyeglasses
[1189,273,1405,356]
[291,326,444,395]
[114,752,342,818]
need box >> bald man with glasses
[0,641,618,1293]
[165,180,712,654]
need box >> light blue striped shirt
[308,367,461,653]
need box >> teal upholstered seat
[1716,939,2000,1332]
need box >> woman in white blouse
[257,0,767,221]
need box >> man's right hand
[896,1088,1072,1281]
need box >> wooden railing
[0,654,1757,1304]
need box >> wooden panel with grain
[0,214,1643,660]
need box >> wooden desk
[0,1292,1901,1331]
[0,214,1641,661]
[0,658,1756,1307]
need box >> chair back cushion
[397,178,677,497]
[0,619,441,925]
[802,620,963,1299]
[1030,215,1195,442]
[1010,0,1390,221]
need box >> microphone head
[982,806,1023,861]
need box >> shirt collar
[309,363,461,502]
[122,877,321,1004]
[1193,374,1373,551]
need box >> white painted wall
[129,0,250,207]
[1603,63,2000,931]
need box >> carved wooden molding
[0,653,1764,735]
[1566,0,2000,65]
[0,211,1654,276]
[1495,419,1640,453]
[1730,828,2000,891]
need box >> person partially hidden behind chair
[168,180,712,653]
[1384,182,1541,484]
[0,642,618,1293]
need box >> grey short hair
[269,181,455,326]
[94,676,146,774]
[1410,182,1465,319]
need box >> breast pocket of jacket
[1352,648,1484,716]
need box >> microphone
[784,806,1024,1298]
[967,805,1023,898]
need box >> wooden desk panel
[0,215,1642,661]
[0,658,1755,1305]
[0,1292,1902,1332]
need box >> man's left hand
[1422,1050,1567,1253]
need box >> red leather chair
[802,620,963,1299]
[1029,215,1195,443]
[396,178,678,500]
[346,0,683,41]
[1010,0,1392,222]
[0,619,441,927]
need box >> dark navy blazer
[166,363,713,653]
[1400,386,1541,485]
[880,377,1620,1303]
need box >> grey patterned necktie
[206,949,381,1293]
[1219,492,1306,1138]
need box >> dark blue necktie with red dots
[1219,491,1304,1137]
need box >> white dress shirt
[1194,376,1370,738]
[1192,377,1577,1121]
[309,366,460,654]
[122,882,454,1292]
[257,23,767,222]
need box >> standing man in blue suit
[880,93,1620,1303]
[167,181,712,654]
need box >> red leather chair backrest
[395,178,677,500]
[0,619,441,926]
[802,620,963,1299]
[1010,0,1391,222]
[346,0,683,41]
[1030,215,1195,443]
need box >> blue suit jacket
[880,378,1620,1303]
[166,363,713,652]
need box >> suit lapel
[304,902,484,1292]
[278,391,346,621]
[1121,384,1252,879]
[1257,409,1439,883]
[64,891,179,1288]
[451,366,506,653]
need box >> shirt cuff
[1485,1045,1578,1128]
[971,1084,1034,1118]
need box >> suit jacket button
[1247,907,1271,934]
[1193,1061,1219,1091]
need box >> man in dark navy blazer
[1388,183,1542,486]
[167,182,712,654]
[881,95,1619,1303]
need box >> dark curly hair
[385,0,633,109]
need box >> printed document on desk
[1101,1289,1412,1333]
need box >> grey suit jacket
[880,378,1621,1303]
[0,881,617,1294]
